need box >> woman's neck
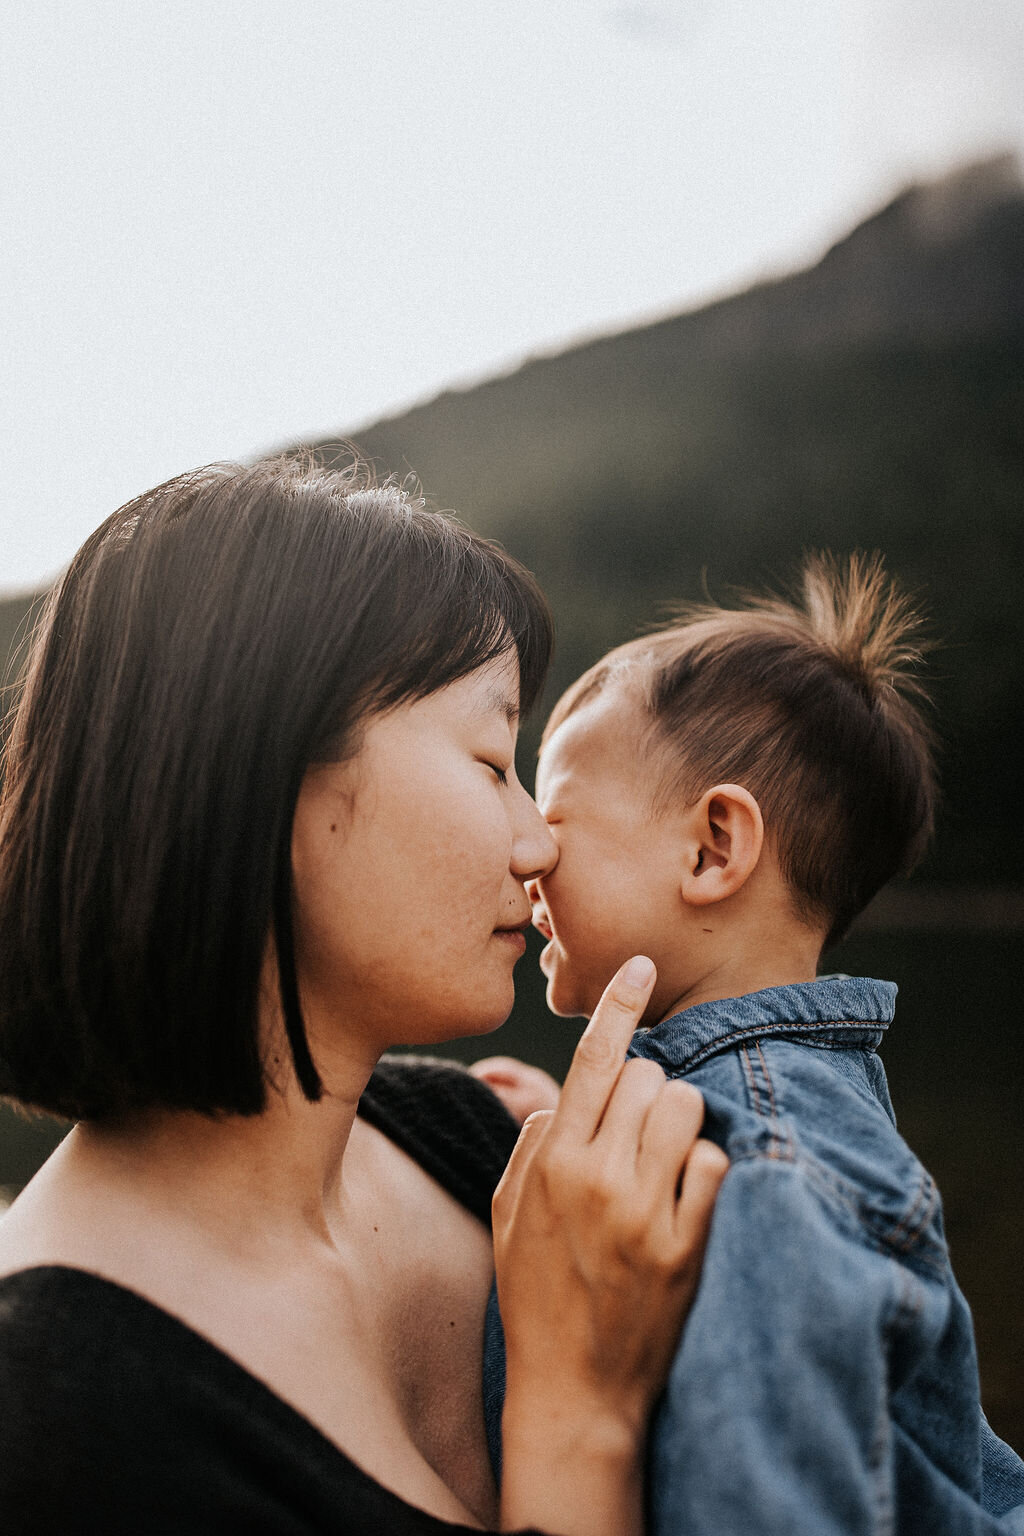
[69,1050,378,1260]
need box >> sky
[3,0,1023,592]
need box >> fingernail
[622,955,656,988]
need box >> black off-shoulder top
[0,1056,529,1535]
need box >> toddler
[483,554,1024,1535]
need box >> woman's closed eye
[483,761,510,786]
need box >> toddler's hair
[544,553,936,947]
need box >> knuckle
[691,1138,730,1179]
[623,1057,665,1091]
[662,1078,706,1134]
[648,1236,684,1278]
[536,1140,577,1192]
[577,1159,618,1209]
[611,1227,646,1265]
[665,1078,705,1114]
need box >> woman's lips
[494,919,530,955]
[494,928,527,955]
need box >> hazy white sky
[3,0,1023,590]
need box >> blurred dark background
[2,156,1022,1446]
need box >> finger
[593,1056,668,1160]
[674,1137,729,1249]
[493,1108,555,1210]
[636,1078,706,1187]
[553,956,657,1142]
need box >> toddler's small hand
[468,1056,562,1124]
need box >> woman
[0,458,726,1534]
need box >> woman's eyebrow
[480,687,519,725]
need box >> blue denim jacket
[483,977,1024,1534]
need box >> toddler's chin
[543,967,587,1021]
[539,942,595,1019]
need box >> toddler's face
[529,682,687,1021]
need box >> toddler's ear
[679,785,764,906]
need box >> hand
[493,956,729,1536]
[468,1056,562,1124]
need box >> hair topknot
[656,550,932,709]
[788,551,930,704]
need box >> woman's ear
[679,784,764,907]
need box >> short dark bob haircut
[0,456,553,1120]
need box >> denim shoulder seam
[679,1017,883,1071]
[728,1144,948,1275]
[723,1036,944,1273]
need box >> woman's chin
[402,986,516,1048]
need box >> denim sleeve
[649,1154,936,1536]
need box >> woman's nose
[511,786,558,882]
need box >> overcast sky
[3,0,1023,591]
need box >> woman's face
[290,651,557,1056]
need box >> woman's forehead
[462,650,522,722]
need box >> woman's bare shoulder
[0,1138,99,1279]
[0,1131,238,1305]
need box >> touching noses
[511,784,558,884]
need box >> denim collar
[627,976,897,1074]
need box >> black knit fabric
[358,1055,521,1227]
[0,1058,531,1535]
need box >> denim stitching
[754,1040,779,1119]
[752,1040,790,1160]
[676,1018,887,1072]
[883,1169,938,1254]
[727,1145,948,1276]
[739,1045,765,1119]
[883,1169,931,1251]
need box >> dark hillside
[301,155,1024,885]
[337,153,1024,514]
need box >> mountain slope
[294,157,1024,885]
[4,159,1023,883]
